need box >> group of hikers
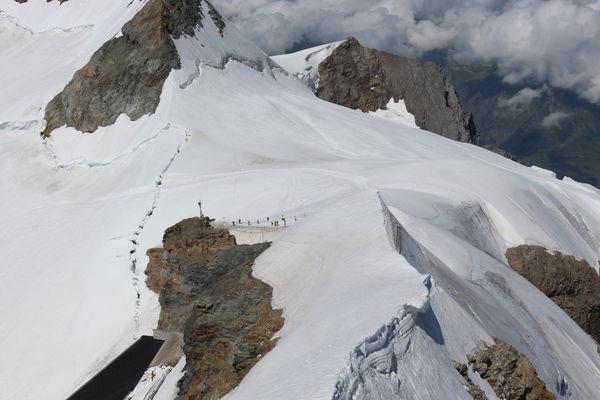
[198,200,298,229]
[231,215,294,227]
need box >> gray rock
[42,0,207,136]
[145,217,284,400]
[317,37,479,144]
[207,1,226,37]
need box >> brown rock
[506,245,600,342]
[468,340,555,400]
[453,361,489,400]
[145,216,284,400]
[317,37,479,144]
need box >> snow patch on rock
[369,98,419,129]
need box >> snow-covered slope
[272,39,477,142]
[273,42,420,129]
[271,41,343,90]
[2,2,600,400]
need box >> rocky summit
[317,37,479,144]
[42,0,207,137]
[146,217,284,400]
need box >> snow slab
[370,98,419,128]
[271,41,344,90]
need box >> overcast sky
[217,0,600,103]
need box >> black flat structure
[66,336,164,400]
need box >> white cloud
[541,111,573,128]
[498,87,545,110]
[216,0,600,103]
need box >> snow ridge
[178,56,272,90]
[378,192,600,398]
[332,286,432,400]
[271,41,343,91]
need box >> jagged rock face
[506,245,600,343]
[317,38,479,144]
[162,0,203,39]
[42,0,206,136]
[468,340,555,400]
[453,361,488,400]
[145,217,236,296]
[318,40,390,113]
[146,217,284,400]
[206,1,225,37]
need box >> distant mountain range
[427,51,600,187]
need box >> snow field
[2,2,600,399]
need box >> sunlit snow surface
[370,98,419,128]
[271,41,343,90]
[2,2,600,400]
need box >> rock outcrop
[42,0,211,136]
[506,245,600,343]
[453,361,488,400]
[468,340,555,400]
[146,217,284,400]
[317,38,479,144]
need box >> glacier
[1,1,600,399]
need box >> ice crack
[45,124,175,169]
[128,127,192,331]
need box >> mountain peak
[317,37,479,143]
[273,37,480,144]
[41,0,202,136]
[41,0,265,137]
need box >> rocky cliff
[506,245,600,344]
[146,217,283,400]
[317,38,479,144]
[468,340,555,400]
[41,0,225,137]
